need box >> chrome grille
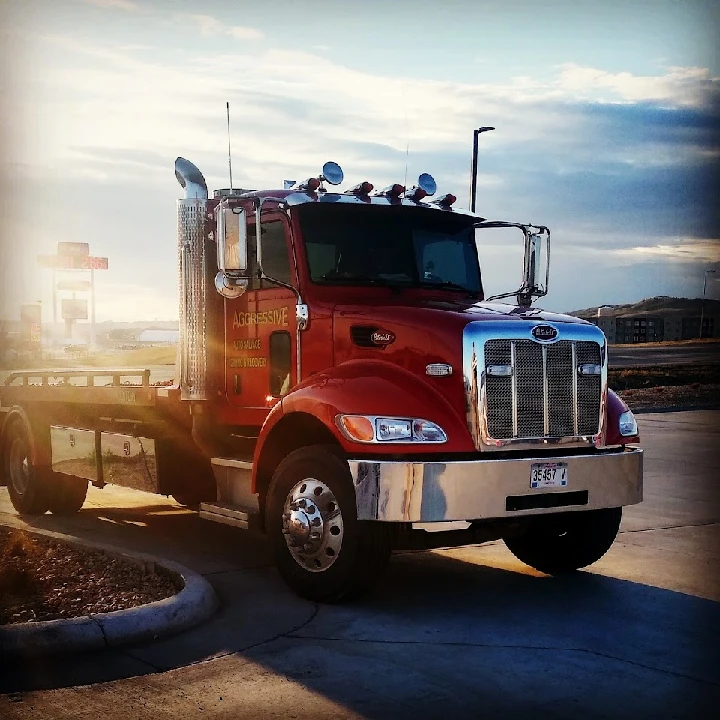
[484,340,601,440]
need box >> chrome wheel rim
[282,478,344,572]
[9,436,30,496]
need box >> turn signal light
[338,415,375,442]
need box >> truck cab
[174,157,642,601]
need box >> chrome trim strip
[283,191,486,219]
[542,344,549,436]
[572,342,578,436]
[511,341,518,438]
[350,448,643,522]
[211,458,253,470]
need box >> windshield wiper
[417,280,480,298]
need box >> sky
[0,0,718,324]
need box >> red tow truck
[0,156,642,601]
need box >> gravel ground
[0,527,180,625]
[0,384,715,626]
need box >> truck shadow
[3,496,719,716]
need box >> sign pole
[90,267,96,350]
[52,269,57,343]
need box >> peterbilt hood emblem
[531,324,558,342]
[371,329,395,346]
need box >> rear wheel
[172,492,205,510]
[3,414,51,515]
[266,446,391,602]
[503,507,622,574]
[48,473,88,515]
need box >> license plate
[530,462,568,489]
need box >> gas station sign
[38,254,109,270]
[62,298,89,320]
[58,242,90,257]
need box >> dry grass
[610,338,720,348]
[1,346,176,371]
[608,364,720,390]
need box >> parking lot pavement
[1,411,718,718]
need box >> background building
[572,297,720,343]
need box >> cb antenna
[226,101,234,191]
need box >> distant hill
[569,297,720,320]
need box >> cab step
[198,501,261,531]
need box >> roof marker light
[405,172,437,202]
[405,187,427,202]
[344,181,374,196]
[293,177,321,193]
[373,183,405,199]
[432,193,457,208]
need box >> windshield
[297,203,482,296]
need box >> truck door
[225,213,296,413]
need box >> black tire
[3,413,51,515]
[48,473,88,515]
[503,507,622,574]
[172,493,204,510]
[266,445,391,603]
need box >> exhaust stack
[175,157,209,401]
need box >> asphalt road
[0,411,719,718]
[608,341,720,367]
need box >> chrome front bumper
[349,447,643,522]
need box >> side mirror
[476,221,550,307]
[518,227,549,306]
[217,203,248,272]
[215,200,250,298]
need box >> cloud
[612,239,720,263]
[83,0,140,10]
[3,28,719,319]
[182,13,264,41]
[554,64,718,107]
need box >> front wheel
[503,507,622,574]
[266,446,391,603]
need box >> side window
[269,331,292,397]
[260,221,292,287]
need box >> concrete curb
[0,526,218,657]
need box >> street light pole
[700,269,716,339]
[470,126,495,213]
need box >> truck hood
[333,297,589,334]
[331,297,591,426]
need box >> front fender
[259,359,475,459]
[606,388,640,445]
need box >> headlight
[337,415,447,444]
[618,410,638,437]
